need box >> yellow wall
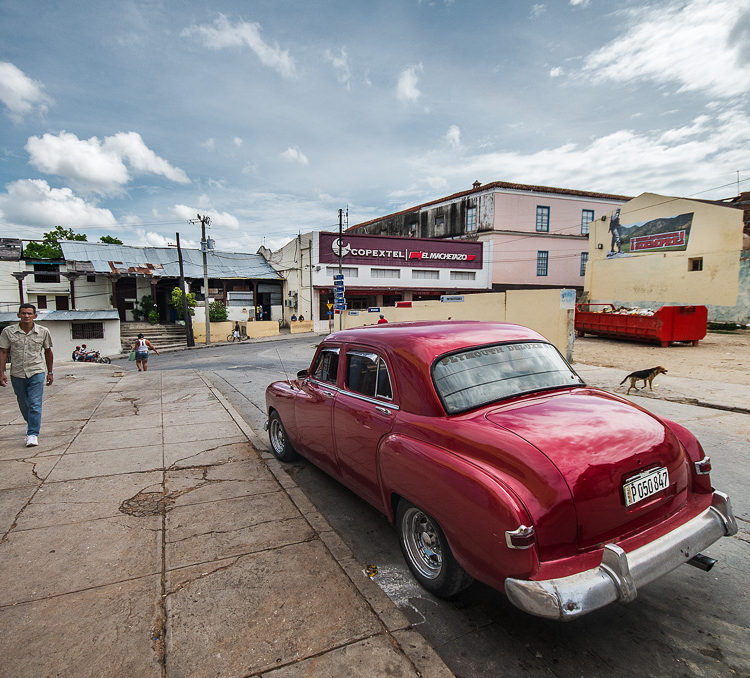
[290,320,314,334]
[337,290,574,357]
[192,320,279,343]
[586,193,743,306]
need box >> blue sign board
[368,307,380,313]
[333,274,344,280]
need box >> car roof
[324,321,550,416]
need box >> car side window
[311,348,339,384]
[346,351,393,400]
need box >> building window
[86,275,96,282]
[689,257,703,271]
[450,271,476,281]
[72,322,104,339]
[466,207,477,233]
[409,222,418,237]
[536,206,550,232]
[580,252,588,276]
[581,209,594,235]
[371,268,400,279]
[412,269,439,280]
[33,263,60,283]
[55,295,69,311]
[537,251,549,276]
[325,266,358,278]
[36,295,47,309]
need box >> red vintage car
[264,321,736,620]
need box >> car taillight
[695,457,711,475]
[505,525,535,550]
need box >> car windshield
[432,341,584,414]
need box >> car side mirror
[296,369,309,380]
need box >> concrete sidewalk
[0,363,453,678]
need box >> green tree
[169,286,197,320]
[23,225,87,259]
[209,300,228,322]
[99,235,123,244]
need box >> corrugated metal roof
[0,310,120,322]
[59,241,281,280]
[45,310,120,321]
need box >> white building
[260,231,492,333]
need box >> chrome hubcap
[270,418,285,454]
[402,507,442,579]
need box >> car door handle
[322,390,336,397]
[375,406,392,415]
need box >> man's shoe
[25,435,38,447]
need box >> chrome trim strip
[504,494,736,620]
[338,389,400,410]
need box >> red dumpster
[575,304,708,347]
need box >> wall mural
[607,210,693,258]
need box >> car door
[333,348,397,509]
[294,347,341,477]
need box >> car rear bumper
[504,491,737,620]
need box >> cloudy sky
[1,0,749,252]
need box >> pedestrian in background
[0,303,54,447]
[133,333,159,372]
[377,314,388,324]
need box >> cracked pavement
[0,364,452,678]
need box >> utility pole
[338,208,343,331]
[189,214,212,344]
[176,232,195,347]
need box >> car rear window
[432,341,583,414]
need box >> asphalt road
[124,338,750,678]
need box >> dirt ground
[571,329,750,386]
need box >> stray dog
[620,366,668,395]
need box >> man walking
[0,303,54,447]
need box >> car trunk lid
[484,389,689,549]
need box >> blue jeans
[11,372,45,436]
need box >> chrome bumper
[504,492,737,621]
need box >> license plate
[623,467,669,507]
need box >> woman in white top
[132,333,159,372]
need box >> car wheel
[268,411,299,462]
[396,500,473,598]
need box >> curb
[199,372,455,678]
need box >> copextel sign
[318,232,482,269]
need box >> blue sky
[1,0,749,252]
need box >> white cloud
[407,108,750,202]
[581,0,750,98]
[445,125,461,149]
[201,138,216,151]
[233,136,243,147]
[134,228,172,248]
[396,64,423,103]
[530,4,546,18]
[25,131,189,196]
[549,66,564,78]
[0,179,117,229]
[281,146,309,165]
[325,47,352,90]
[0,61,52,121]
[170,204,240,230]
[181,14,296,79]
[569,0,590,7]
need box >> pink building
[349,181,630,291]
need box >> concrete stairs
[120,322,188,353]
